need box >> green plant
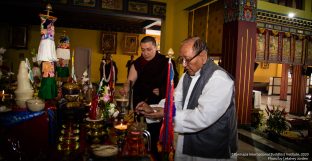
[251,108,265,129]
[265,105,289,135]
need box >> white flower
[108,108,115,116]
[0,48,6,54]
[109,103,116,108]
[112,111,119,118]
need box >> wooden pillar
[289,65,306,115]
[280,64,289,100]
[222,0,257,125]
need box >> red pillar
[222,0,257,125]
[290,65,306,115]
[280,64,289,100]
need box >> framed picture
[101,32,117,54]
[43,0,68,4]
[101,0,123,10]
[128,1,148,14]
[9,25,28,49]
[73,0,96,7]
[123,34,139,55]
[261,62,269,69]
[151,3,166,17]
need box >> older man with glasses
[136,37,237,161]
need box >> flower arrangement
[98,85,118,120]
[265,105,290,136]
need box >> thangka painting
[306,37,312,65]
[256,28,266,61]
[281,32,291,64]
[293,35,304,65]
[268,30,279,62]
[101,32,117,54]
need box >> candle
[0,90,8,97]
[1,90,3,101]
[114,123,128,131]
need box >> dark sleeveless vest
[182,58,237,159]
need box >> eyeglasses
[177,49,203,65]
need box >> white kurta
[174,70,235,161]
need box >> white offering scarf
[37,39,57,62]
[56,48,70,60]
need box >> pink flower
[103,94,110,102]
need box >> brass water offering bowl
[57,142,79,151]
[26,98,45,111]
[85,122,104,129]
[64,94,79,102]
[87,130,106,137]
[59,135,79,142]
[62,82,80,95]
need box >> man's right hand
[136,101,154,115]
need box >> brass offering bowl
[57,142,79,151]
[59,135,80,142]
[62,82,80,95]
[64,94,79,102]
[61,129,80,135]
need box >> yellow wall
[161,0,201,74]
[1,25,150,84]
[3,0,310,84]
[254,63,283,82]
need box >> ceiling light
[288,12,295,18]
[146,29,161,35]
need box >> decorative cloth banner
[293,34,305,65]
[256,28,267,61]
[305,36,312,65]
[159,58,175,160]
[281,32,291,63]
[268,30,280,62]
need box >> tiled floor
[237,95,311,161]
[260,95,291,112]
